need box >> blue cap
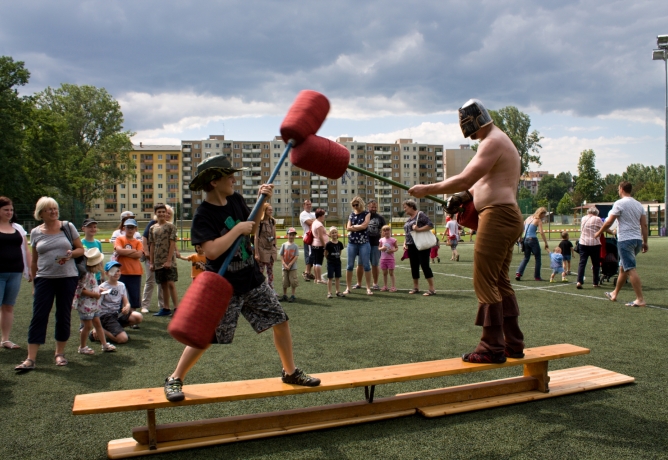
[105,261,122,272]
[123,219,138,228]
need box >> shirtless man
[409,99,524,364]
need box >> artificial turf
[1,238,667,459]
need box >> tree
[0,56,31,201]
[556,192,575,216]
[471,106,543,176]
[34,84,135,211]
[602,173,622,202]
[621,164,665,203]
[536,174,571,211]
[574,149,603,203]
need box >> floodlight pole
[654,36,668,221]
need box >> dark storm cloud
[1,0,667,130]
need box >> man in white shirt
[596,181,648,307]
[299,199,315,281]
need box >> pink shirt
[379,237,397,260]
[579,215,603,246]
[312,220,328,247]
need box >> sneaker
[462,352,506,364]
[534,278,544,282]
[515,273,521,281]
[280,294,288,301]
[504,349,525,359]
[141,307,149,313]
[288,295,296,303]
[550,279,556,283]
[371,284,380,291]
[153,309,172,317]
[281,368,321,387]
[437,257,440,263]
[164,377,185,402]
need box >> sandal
[336,292,345,297]
[366,289,373,295]
[423,290,436,296]
[1,340,20,349]
[78,346,95,355]
[604,292,616,302]
[389,287,397,292]
[342,289,351,295]
[380,286,389,292]
[352,284,362,289]
[55,353,68,366]
[102,343,117,352]
[15,358,35,371]
[408,289,420,294]
[327,293,333,299]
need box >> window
[233,144,239,149]
[158,164,163,170]
[158,193,163,198]
[132,184,137,189]
[393,172,399,177]
[120,194,125,198]
[341,198,348,203]
[332,207,337,212]
[132,194,137,199]
[194,144,200,149]
[263,171,269,176]
[194,153,201,158]
[274,152,281,158]
[95,204,100,209]
[158,174,163,179]
[216,143,220,148]
[132,155,137,160]
[331,198,337,203]
[132,204,138,209]
[158,184,163,189]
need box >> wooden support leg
[524,361,550,393]
[147,409,157,450]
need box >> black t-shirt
[143,220,156,239]
[367,213,386,247]
[558,240,573,256]
[191,193,264,295]
[0,230,24,273]
[324,241,344,264]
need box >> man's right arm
[640,214,648,253]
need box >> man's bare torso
[473,125,520,209]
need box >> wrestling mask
[458,99,493,139]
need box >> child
[177,244,207,281]
[324,227,344,298]
[73,248,116,354]
[92,261,143,344]
[547,246,567,283]
[430,238,440,264]
[80,218,105,284]
[149,203,179,316]
[162,156,319,403]
[114,218,143,314]
[558,232,574,275]
[280,228,300,302]
[379,225,398,292]
[446,215,461,261]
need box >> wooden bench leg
[364,385,376,403]
[147,409,157,450]
[523,362,550,393]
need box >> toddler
[558,232,574,275]
[324,227,344,298]
[547,246,567,283]
[379,225,398,292]
[177,244,207,281]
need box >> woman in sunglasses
[344,197,373,295]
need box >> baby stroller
[599,237,619,285]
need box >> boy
[177,244,207,281]
[280,228,300,302]
[324,227,344,298]
[114,219,144,314]
[558,232,573,275]
[81,218,105,284]
[149,203,179,316]
[446,215,461,261]
[163,156,320,403]
[547,246,567,283]
[92,261,143,344]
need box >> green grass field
[1,239,668,459]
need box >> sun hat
[189,155,247,191]
[85,248,104,266]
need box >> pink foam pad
[290,135,350,179]
[168,272,233,349]
[280,90,330,146]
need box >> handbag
[303,229,314,245]
[518,222,529,252]
[61,221,87,276]
[412,212,438,251]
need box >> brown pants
[472,204,525,355]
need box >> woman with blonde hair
[15,197,85,370]
[515,207,549,281]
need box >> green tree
[602,173,622,201]
[621,164,665,202]
[0,56,31,200]
[574,149,603,203]
[536,174,571,210]
[634,182,664,202]
[556,192,575,215]
[34,84,135,212]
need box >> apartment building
[88,144,182,221]
[519,171,550,194]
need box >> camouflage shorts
[155,266,178,284]
[214,283,288,344]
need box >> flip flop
[625,302,646,307]
[408,289,420,294]
[604,292,616,302]
[423,290,436,296]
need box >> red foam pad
[458,200,479,231]
[280,90,330,146]
[168,271,233,349]
[290,134,350,179]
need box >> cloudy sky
[2,0,667,176]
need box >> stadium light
[653,35,668,220]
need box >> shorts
[327,262,342,279]
[213,283,288,344]
[312,246,325,266]
[618,239,642,271]
[562,254,571,261]
[155,266,178,284]
[78,310,101,321]
[0,272,22,306]
[380,258,395,270]
[119,274,141,308]
[99,312,130,337]
[282,269,299,289]
[552,267,564,275]
[449,238,458,249]
[303,243,315,266]
[369,245,381,267]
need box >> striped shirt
[579,215,602,246]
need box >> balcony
[320,185,328,189]
[183,184,190,189]
[243,194,256,199]
[183,194,191,199]
[184,203,191,208]
[182,166,191,171]
[182,148,191,153]
[251,167,261,172]
[183,176,191,181]
[168,159,179,164]
[142,158,153,163]
[183,156,191,162]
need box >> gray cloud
[2,0,667,131]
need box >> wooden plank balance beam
[72,344,633,458]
